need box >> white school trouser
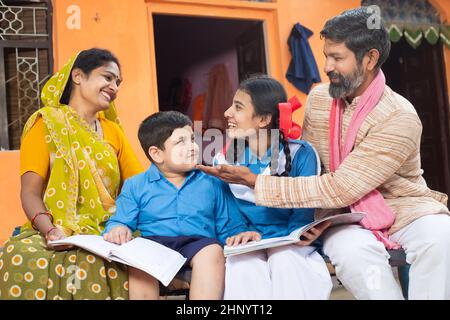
[322,214,450,300]
[224,245,332,300]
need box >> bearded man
[198,7,450,300]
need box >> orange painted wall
[0,152,24,243]
[1,0,449,245]
[52,0,155,166]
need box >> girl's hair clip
[279,96,302,139]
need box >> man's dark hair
[320,7,391,69]
[138,111,192,162]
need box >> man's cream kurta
[255,83,449,234]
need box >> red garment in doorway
[205,64,233,131]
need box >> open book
[48,235,187,286]
[224,212,366,257]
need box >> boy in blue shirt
[103,111,252,300]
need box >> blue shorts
[143,235,222,267]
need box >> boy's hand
[295,221,331,247]
[103,226,132,245]
[226,231,261,247]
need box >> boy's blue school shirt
[233,141,318,239]
[103,165,248,244]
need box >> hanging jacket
[286,22,321,94]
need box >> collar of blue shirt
[145,164,198,185]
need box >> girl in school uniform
[213,75,333,300]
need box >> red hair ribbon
[279,96,302,140]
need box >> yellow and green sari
[0,53,129,299]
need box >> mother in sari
[0,48,143,299]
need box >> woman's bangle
[31,211,53,230]
[45,226,58,240]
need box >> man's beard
[328,64,366,99]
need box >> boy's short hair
[138,111,192,162]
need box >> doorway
[383,39,450,200]
[152,15,267,132]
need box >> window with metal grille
[0,0,53,150]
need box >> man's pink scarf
[329,70,400,249]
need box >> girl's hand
[295,221,331,247]
[103,226,132,245]
[46,227,73,251]
[226,231,261,247]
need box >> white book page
[110,237,187,287]
[290,212,366,238]
[48,235,119,261]
[224,213,366,257]
[224,235,296,257]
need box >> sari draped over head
[21,53,123,236]
[0,52,131,300]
